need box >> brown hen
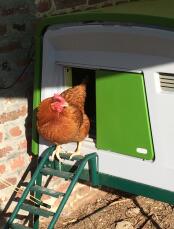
[36,81,90,162]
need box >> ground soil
[41,188,174,229]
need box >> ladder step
[59,152,83,161]
[10,223,32,229]
[20,203,54,218]
[41,167,74,179]
[31,185,65,198]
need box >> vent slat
[161,86,174,89]
[159,73,174,91]
[160,76,174,80]
[161,87,174,92]
[161,83,174,87]
[160,80,174,84]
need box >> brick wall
[35,0,130,16]
[0,0,130,224]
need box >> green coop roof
[97,0,174,19]
[36,0,174,37]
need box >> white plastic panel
[40,24,174,191]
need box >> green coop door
[96,70,154,160]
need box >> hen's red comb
[53,93,61,100]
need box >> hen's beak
[63,102,69,107]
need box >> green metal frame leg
[88,156,99,186]
[33,172,43,229]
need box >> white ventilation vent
[159,73,174,91]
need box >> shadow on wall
[0,0,36,156]
[0,0,35,96]
[0,209,7,228]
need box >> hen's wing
[61,83,86,112]
[61,81,90,141]
[75,114,90,141]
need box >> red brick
[0,105,27,124]
[0,182,7,190]
[0,164,6,174]
[88,0,112,6]
[17,5,30,14]
[0,24,7,35]
[2,8,15,16]
[54,0,86,9]
[37,0,51,12]
[13,23,26,32]
[0,41,21,53]
[41,194,51,201]
[2,5,29,16]
[88,0,105,4]
[0,146,13,158]
[52,198,61,209]
[18,139,27,150]
[8,177,17,185]
[56,181,70,192]
[0,177,17,190]
[10,155,25,171]
[15,189,23,198]
[0,132,3,142]
[9,126,22,137]
[15,58,30,67]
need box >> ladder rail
[6,146,55,227]
[48,152,98,228]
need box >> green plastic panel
[96,70,154,160]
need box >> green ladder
[6,145,99,229]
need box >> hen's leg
[49,144,64,163]
[69,141,83,160]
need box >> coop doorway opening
[65,67,96,141]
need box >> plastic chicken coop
[32,1,174,205]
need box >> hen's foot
[49,145,64,163]
[68,141,84,160]
[68,150,84,160]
